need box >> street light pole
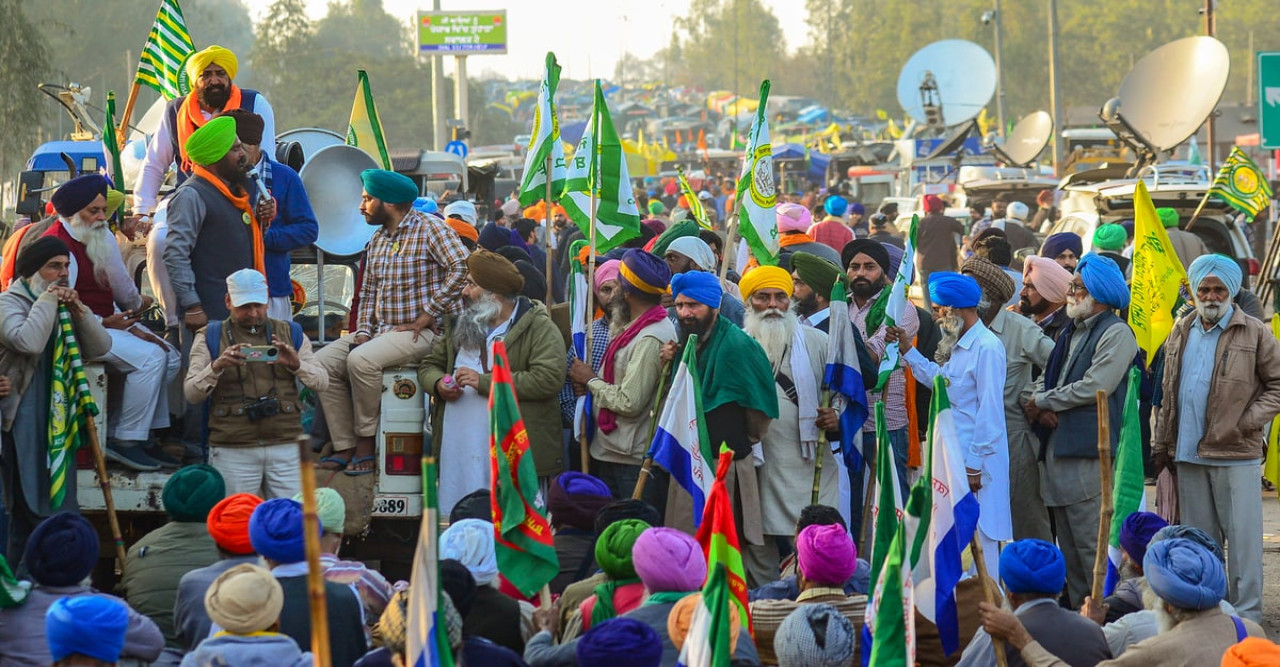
[1204,0,1217,168]
[1048,0,1064,175]
[993,0,1007,137]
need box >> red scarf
[176,86,243,172]
[192,165,265,275]
[596,304,669,433]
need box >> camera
[243,395,280,421]
[242,345,279,363]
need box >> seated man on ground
[181,562,312,666]
[46,595,131,667]
[174,492,265,652]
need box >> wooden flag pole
[544,154,555,304]
[811,389,831,506]
[296,436,333,667]
[970,535,1008,667]
[1091,390,1114,604]
[719,196,744,281]
[1184,189,1214,231]
[580,165,599,475]
[83,414,127,569]
[115,82,143,149]
[631,360,673,500]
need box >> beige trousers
[314,330,436,452]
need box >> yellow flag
[977,107,992,137]
[1127,180,1189,367]
[347,70,391,170]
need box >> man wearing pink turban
[776,203,842,270]
[1021,256,1072,343]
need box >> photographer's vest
[205,318,303,447]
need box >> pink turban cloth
[594,260,621,299]
[796,523,857,586]
[632,527,706,592]
[1022,255,1072,304]
[776,203,813,233]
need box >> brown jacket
[1019,606,1264,667]
[1153,306,1280,461]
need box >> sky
[278,0,811,82]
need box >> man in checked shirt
[314,169,469,474]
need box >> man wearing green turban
[564,519,651,638]
[1155,207,1208,270]
[1091,223,1131,275]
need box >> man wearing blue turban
[889,272,1010,582]
[1023,253,1137,607]
[1151,253,1280,624]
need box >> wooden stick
[1183,186,1214,231]
[539,584,552,608]
[83,413,127,569]
[631,360,674,500]
[859,433,877,558]
[811,389,831,506]
[115,81,142,149]
[1091,390,1114,604]
[718,207,741,281]
[543,154,555,304]
[970,534,1008,667]
[296,436,332,667]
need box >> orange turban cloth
[206,493,264,555]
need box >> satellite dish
[925,120,979,161]
[990,111,1054,167]
[1100,36,1229,169]
[897,40,997,129]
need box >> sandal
[316,456,350,471]
[344,455,377,476]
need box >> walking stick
[83,415,127,569]
[811,389,831,506]
[970,534,1008,667]
[632,360,673,500]
[1091,390,1114,604]
[296,436,333,667]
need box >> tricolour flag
[488,340,559,596]
[1104,366,1147,596]
[561,81,641,254]
[518,52,567,206]
[868,215,918,392]
[735,80,779,265]
[862,402,904,665]
[825,280,870,477]
[694,445,752,635]
[1128,180,1189,367]
[651,337,715,525]
[407,458,456,667]
[676,562,735,667]
[48,304,99,508]
[347,70,392,170]
[907,376,980,657]
[566,239,593,440]
[1209,147,1274,219]
[133,0,196,100]
[678,166,712,230]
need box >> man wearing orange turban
[172,492,264,652]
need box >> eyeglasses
[1066,282,1087,295]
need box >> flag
[675,562,735,667]
[519,52,567,206]
[561,81,642,254]
[133,0,196,100]
[347,70,392,170]
[1128,181,1189,367]
[103,91,126,220]
[862,402,904,665]
[695,445,752,634]
[824,280,870,473]
[678,167,712,230]
[907,376,980,656]
[488,340,558,596]
[566,240,592,440]
[1209,147,1274,219]
[697,128,709,161]
[735,80,779,265]
[866,519,913,666]
[407,458,456,667]
[48,303,99,508]
[1104,367,1147,596]
[868,215,918,392]
[1187,135,1203,166]
[651,336,715,524]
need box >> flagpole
[544,154,555,304]
[1184,189,1213,231]
[631,359,673,500]
[295,436,333,667]
[581,150,599,476]
[719,198,744,281]
[1091,391,1114,604]
[811,389,830,506]
[84,410,127,569]
[970,535,1008,667]
[116,82,142,148]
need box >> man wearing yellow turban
[133,45,275,219]
[738,264,840,586]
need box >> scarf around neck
[177,86,244,172]
[597,304,669,433]
[192,165,265,275]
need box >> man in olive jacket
[1152,254,1280,624]
[419,250,567,515]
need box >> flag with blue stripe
[407,458,454,667]
[651,335,716,526]
[824,280,869,473]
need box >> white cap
[501,199,521,217]
[1007,201,1029,222]
[443,200,478,225]
[226,269,269,307]
[698,190,714,200]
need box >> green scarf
[694,316,779,417]
[590,577,642,626]
[644,590,694,606]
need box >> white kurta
[903,320,1012,542]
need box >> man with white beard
[738,266,840,581]
[41,175,180,471]
[1023,253,1137,607]
[1151,254,1280,624]
[419,250,567,514]
[887,272,1009,581]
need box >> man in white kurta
[738,266,841,583]
[892,271,1011,581]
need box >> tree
[0,0,50,215]
[252,0,312,93]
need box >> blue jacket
[256,159,319,297]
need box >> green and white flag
[518,52,566,206]
[561,81,641,254]
[134,0,196,100]
[735,80,779,265]
[868,215,918,392]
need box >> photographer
[184,269,328,498]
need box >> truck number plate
[372,495,410,516]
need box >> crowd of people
[0,43,1277,666]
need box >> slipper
[344,455,377,476]
[317,456,350,471]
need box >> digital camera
[243,395,280,421]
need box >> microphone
[251,171,271,209]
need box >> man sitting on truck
[184,269,328,498]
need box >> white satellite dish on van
[897,40,996,131]
[1099,36,1229,171]
[989,111,1053,167]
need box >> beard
[1066,294,1096,320]
[1195,298,1228,325]
[454,291,503,351]
[792,292,819,318]
[678,309,717,344]
[67,216,115,286]
[976,295,993,320]
[197,83,231,110]
[364,202,395,227]
[605,297,631,338]
[934,310,965,363]
[1019,294,1050,316]
[743,306,798,364]
[27,273,65,293]
[850,276,884,299]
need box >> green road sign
[417,11,507,55]
[1261,51,1280,149]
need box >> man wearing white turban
[1151,253,1280,624]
